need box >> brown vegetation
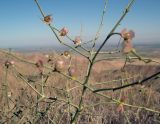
[0,52,160,124]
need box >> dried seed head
[10,60,15,65]
[35,60,44,72]
[43,15,52,24]
[121,29,135,40]
[35,60,43,68]
[55,60,64,71]
[60,27,69,36]
[45,54,49,58]
[68,68,76,77]
[73,36,81,45]
[117,104,124,113]
[121,39,133,54]
[117,95,126,113]
[63,51,71,58]
[45,54,53,63]
[4,60,15,67]
[4,61,10,67]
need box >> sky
[0,0,160,48]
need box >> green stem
[71,0,135,122]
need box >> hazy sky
[0,0,160,48]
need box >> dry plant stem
[79,45,90,53]
[12,67,79,109]
[146,87,152,106]
[71,0,135,122]
[3,47,157,115]
[123,103,160,114]
[93,50,120,54]
[41,72,45,95]
[34,0,89,59]
[122,55,128,69]
[94,56,122,63]
[4,66,9,110]
[89,0,108,62]
[3,0,159,123]
[93,74,139,85]
[0,49,86,87]
[93,70,160,92]
[124,111,132,124]
[49,26,89,59]
[68,45,90,56]
[93,91,160,114]
[83,101,116,110]
[12,68,79,109]
[12,66,44,97]
[70,34,121,117]
[17,97,77,123]
[17,96,46,124]
[50,97,78,109]
[91,0,108,49]
[58,72,127,109]
[74,0,108,49]
[129,56,160,64]
[66,80,71,121]
[0,49,35,65]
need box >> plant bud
[4,60,15,67]
[55,60,64,71]
[43,15,52,24]
[45,54,49,58]
[63,51,71,58]
[60,27,69,36]
[121,29,135,40]
[35,60,43,68]
[35,60,44,73]
[68,68,76,77]
[73,36,81,45]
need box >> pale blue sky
[0,0,160,48]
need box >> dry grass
[0,52,160,124]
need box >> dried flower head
[121,39,133,54]
[8,92,12,98]
[35,60,44,72]
[60,27,69,36]
[10,61,15,65]
[120,95,127,103]
[45,54,49,58]
[117,103,124,113]
[117,95,126,113]
[68,68,76,77]
[121,29,135,40]
[4,60,15,67]
[45,54,53,63]
[43,15,52,24]
[63,51,71,58]
[73,36,81,45]
[35,60,43,68]
[55,60,64,71]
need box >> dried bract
[55,60,64,71]
[43,15,52,24]
[73,36,81,45]
[121,29,135,40]
[60,27,69,36]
